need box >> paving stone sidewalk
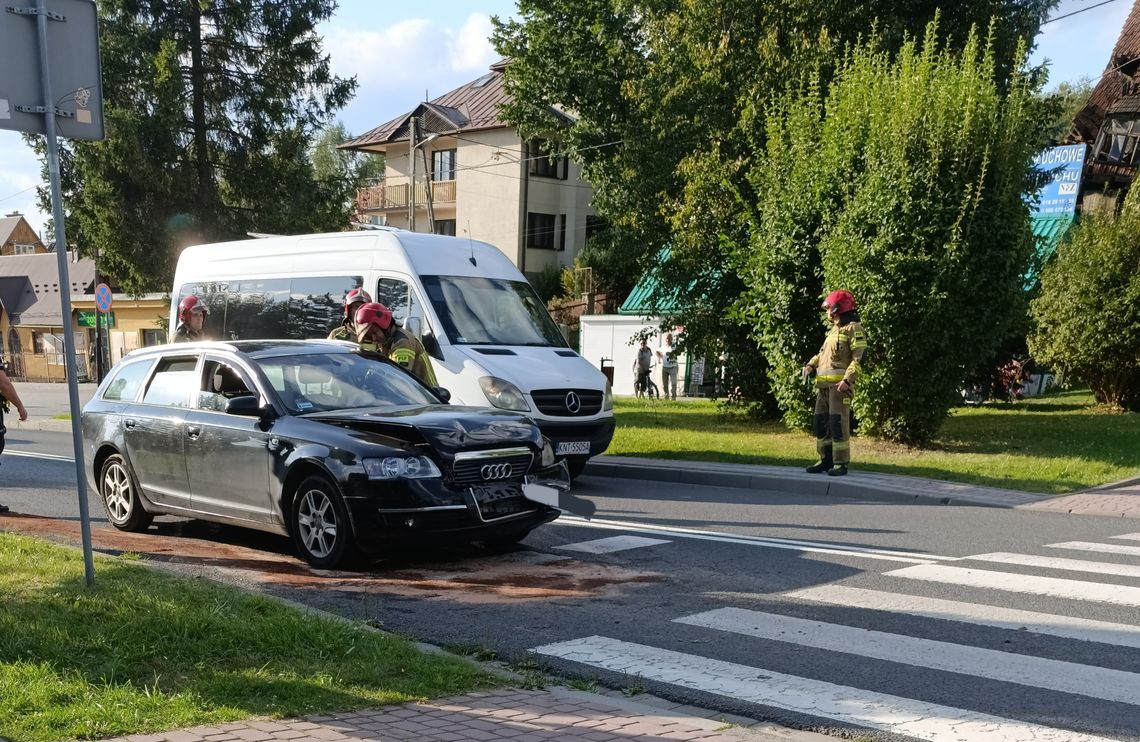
[97,688,830,742]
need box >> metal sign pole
[35,0,96,586]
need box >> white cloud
[451,13,498,72]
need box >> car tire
[99,453,153,532]
[291,475,358,569]
[565,456,588,480]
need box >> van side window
[177,277,363,340]
[291,277,364,338]
[376,277,415,324]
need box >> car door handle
[124,418,136,428]
[187,425,201,440]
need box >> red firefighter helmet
[178,295,209,323]
[822,290,857,314]
[343,288,373,319]
[354,302,394,332]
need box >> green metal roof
[1027,214,1075,287]
[618,271,681,315]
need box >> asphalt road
[4,429,1140,742]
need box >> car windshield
[421,275,567,347]
[256,352,440,414]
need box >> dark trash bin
[599,357,614,386]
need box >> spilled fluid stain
[0,513,663,603]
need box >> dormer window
[1093,114,1140,166]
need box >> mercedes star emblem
[565,391,581,414]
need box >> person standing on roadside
[328,288,372,341]
[1,353,30,514]
[657,332,679,400]
[172,295,209,342]
[633,338,653,398]
[354,302,438,387]
[802,290,866,477]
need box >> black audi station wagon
[81,340,568,568]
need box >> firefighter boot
[805,459,832,474]
[827,464,848,477]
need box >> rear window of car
[101,360,154,402]
[141,357,198,408]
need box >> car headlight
[362,456,441,480]
[478,376,531,411]
[603,382,614,411]
[540,438,556,468]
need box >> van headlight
[603,382,614,411]
[362,456,441,480]
[540,438,556,467]
[479,376,531,411]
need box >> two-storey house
[340,60,597,279]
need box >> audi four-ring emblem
[564,391,581,414]
[480,463,514,480]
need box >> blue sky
[0,0,1131,238]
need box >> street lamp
[408,119,440,233]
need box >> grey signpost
[1,0,104,585]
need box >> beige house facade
[342,61,597,279]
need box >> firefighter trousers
[813,382,852,465]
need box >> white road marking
[533,636,1120,742]
[969,551,1140,579]
[1047,541,1140,558]
[786,584,1140,649]
[4,450,75,463]
[675,607,1140,706]
[886,564,1140,607]
[1110,533,1140,541]
[554,515,952,564]
[555,535,671,554]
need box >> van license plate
[470,484,522,504]
[555,441,590,456]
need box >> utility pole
[408,117,417,232]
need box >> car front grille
[451,448,534,485]
[531,388,604,416]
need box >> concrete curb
[584,455,1051,509]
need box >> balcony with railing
[355,178,457,212]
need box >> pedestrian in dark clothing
[1,354,29,514]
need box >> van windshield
[421,275,567,347]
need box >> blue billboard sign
[1032,144,1086,215]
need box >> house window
[526,213,565,251]
[1093,115,1140,166]
[32,331,46,355]
[434,219,456,236]
[432,149,456,181]
[141,329,165,347]
[528,139,567,180]
[586,215,607,242]
[13,244,35,255]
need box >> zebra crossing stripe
[785,584,1140,649]
[1110,533,1140,541]
[533,635,1119,742]
[886,564,1140,607]
[1047,541,1140,558]
[554,535,671,554]
[675,607,1140,706]
[969,551,1140,579]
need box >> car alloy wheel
[292,475,357,569]
[99,453,153,532]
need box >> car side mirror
[403,316,422,338]
[432,386,451,404]
[225,394,264,417]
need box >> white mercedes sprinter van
[171,229,614,476]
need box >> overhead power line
[1042,0,1123,25]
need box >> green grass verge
[610,389,1140,494]
[0,534,502,742]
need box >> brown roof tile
[340,64,572,151]
[1071,0,1140,142]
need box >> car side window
[198,359,255,412]
[376,277,416,326]
[141,357,198,408]
[101,360,154,402]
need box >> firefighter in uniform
[172,295,209,342]
[802,290,866,476]
[354,302,438,387]
[327,288,372,341]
